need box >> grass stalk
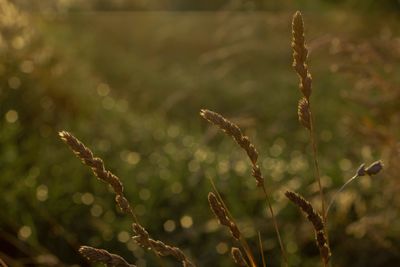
[79,246,136,267]
[258,232,266,267]
[209,178,257,267]
[285,191,330,266]
[326,161,383,218]
[260,184,288,266]
[309,110,326,223]
[201,109,288,266]
[59,131,197,267]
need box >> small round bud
[356,163,366,177]
[365,160,384,176]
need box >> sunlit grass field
[1,3,399,266]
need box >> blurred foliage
[0,0,399,266]
[11,0,400,11]
[328,27,400,266]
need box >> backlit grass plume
[59,131,133,217]
[54,11,387,267]
[131,223,195,267]
[292,11,312,99]
[200,110,287,266]
[208,192,241,240]
[285,191,331,265]
[59,131,195,267]
[291,11,326,225]
[79,246,136,267]
[200,109,261,185]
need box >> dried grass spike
[79,246,136,267]
[200,109,258,165]
[231,247,249,267]
[292,11,312,99]
[298,97,311,130]
[285,191,330,264]
[201,110,287,264]
[208,192,240,240]
[285,191,323,231]
[58,131,124,194]
[132,224,195,267]
[59,131,131,216]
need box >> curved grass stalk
[209,178,257,267]
[258,232,266,267]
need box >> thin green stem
[261,185,288,267]
[308,109,326,223]
[325,174,359,218]
[308,107,329,267]
[258,232,266,267]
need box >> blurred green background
[0,0,399,266]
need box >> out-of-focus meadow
[0,0,399,266]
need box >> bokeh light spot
[12,36,25,49]
[36,184,48,201]
[163,220,176,232]
[97,83,110,96]
[170,182,183,194]
[234,160,247,175]
[8,76,21,89]
[117,231,131,243]
[90,204,103,217]
[216,242,228,254]
[20,60,34,73]
[205,219,219,232]
[127,151,141,165]
[139,189,151,200]
[218,160,229,175]
[81,192,94,205]
[180,215,193,228]
[5,109,18,123]
[18,225,32,240]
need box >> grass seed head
[298,97,311,130]
[292,11,312,99]
[285,191,330,264]
[79,246,136,267]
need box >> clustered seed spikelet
[208,192,241,240]
[285,191,331,264]
[292,11,312,100]
[200,109,264,187]
[298,97,311,130]
[59,131,133,216]
[231,247,249,267]
[60,131,196,267]
[132,224,195,267]
[79,246,136,267]
[200,109,287,264]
